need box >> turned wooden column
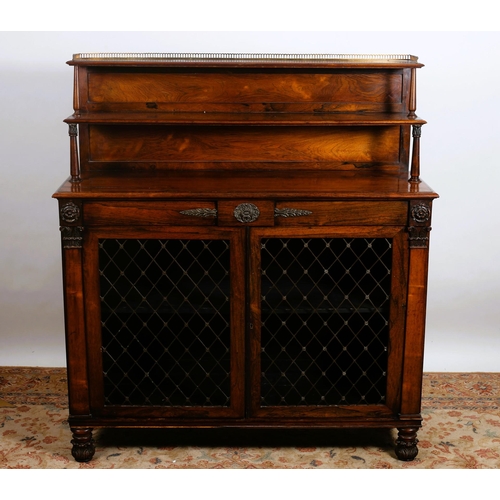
[410,124,422,183]
[408,67,417,119]
[68,124,81,183]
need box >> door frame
[83,225,246,419]
[247,225,408,420]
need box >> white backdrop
[0,31,499,371]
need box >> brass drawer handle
[179,208,218,218]
[234,203,260,223]
[274,207,312,218]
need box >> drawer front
[84,201,217,226]
[84,200,408,227]
[274,201,407,226]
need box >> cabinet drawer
[84,201,217,226]
[274,201,407,226]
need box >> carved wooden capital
[408,226,431,248]
[60,226,84,248]
[408,200,432,248]
[412,124,422,138]
[59,201,83,248]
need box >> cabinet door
[83,226,245,419]
[248,226,407,419]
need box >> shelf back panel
[83,68,408,114]
[84,124,403,171]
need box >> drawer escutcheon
[234,203,260,223]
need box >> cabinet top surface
[53,170,438,200]
[69,53,423,68]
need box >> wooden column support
[410,124,422,183]
[408,67,417,119]
[399,200,432,450]
[408,67,422,183]
[69,124,81,183]
[59,200,89,419]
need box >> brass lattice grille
[98,239,231,407]
[260,238,392,406]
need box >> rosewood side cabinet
[53,53,438,462]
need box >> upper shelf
[68,53,424,68]
[64,112,426,126]
[64,53,427,183]
[70,55,422,117]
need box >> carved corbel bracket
[408,200,432,249]
[59,201,84,248]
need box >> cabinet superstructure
[53,53,438,462]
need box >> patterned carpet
[1,368,499,469]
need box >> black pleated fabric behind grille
[98,239,231,407]
[260,238,392,406]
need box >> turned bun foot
[71,427,95,462]
[395,427,419,461]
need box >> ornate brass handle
[274,207,312,218]
[179,208,218,218]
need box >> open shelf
[65,111,426,126]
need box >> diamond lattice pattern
[260,237,392,406]
[98,239,231,407]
